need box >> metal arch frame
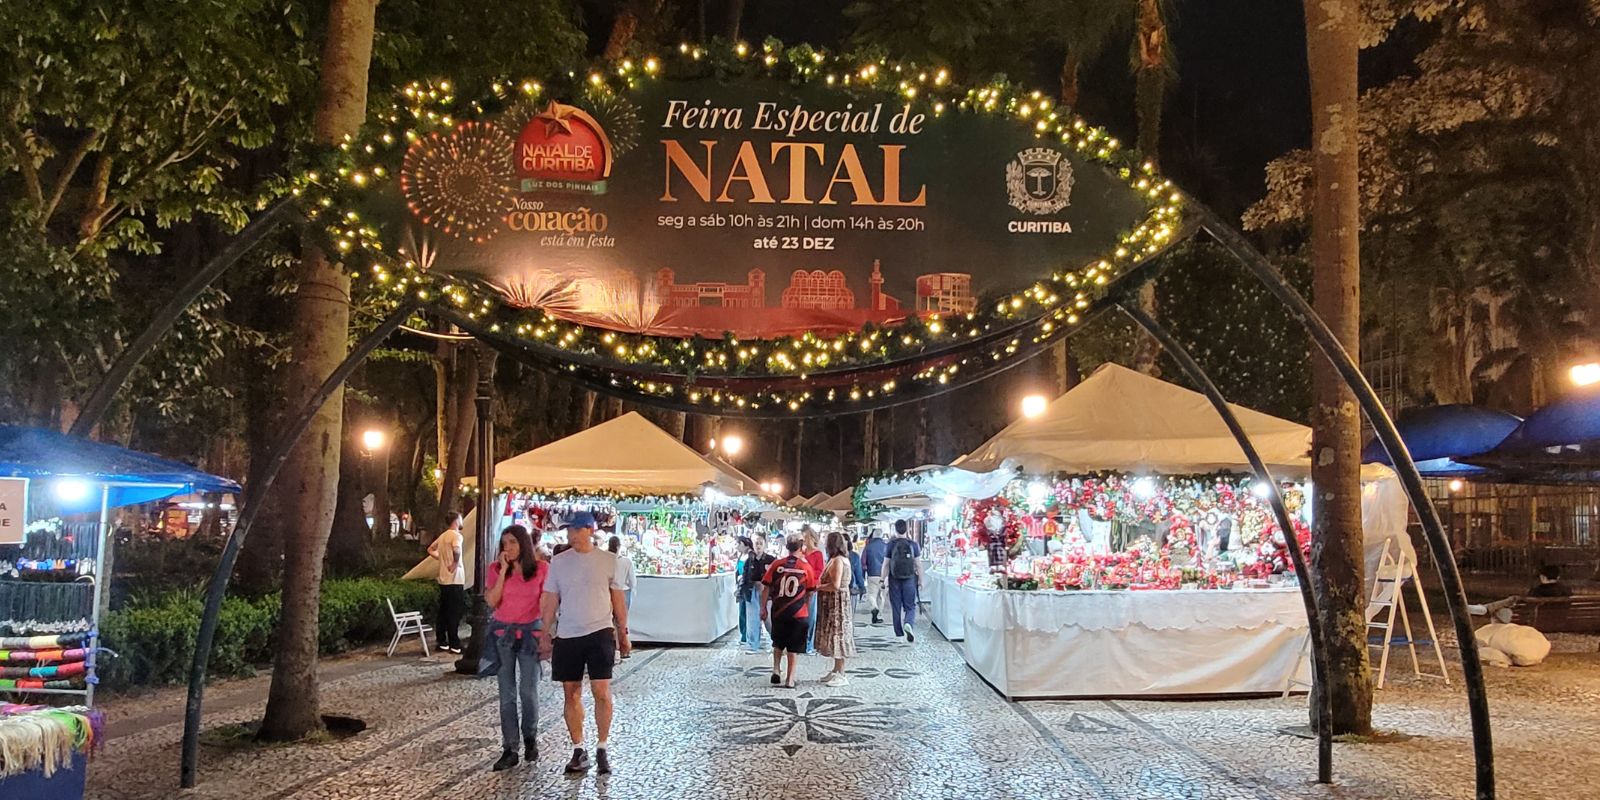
[65,186,1490,797]
[1184,199,1494,800]
[178,301,418,788]
[1116,300,1333,784]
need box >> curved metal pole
[1190,200,1494,799]
[71,197,301,437]
[1118,301,1333,784]
[179,301,416,788]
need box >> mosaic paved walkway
[86,608,1600,799]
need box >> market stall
[860,365,1412,698]
[407,413,777,643]
[0,425,238,796]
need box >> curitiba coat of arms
[1005,147,1075,215]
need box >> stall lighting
[1251,481,1271,499]
[1026,481,1049,508]
[1020,394,1049,419]
[1131,477,1157,499]
[53,479,92,503]
[1570,362,1600,387]
[720,434,745,457]
[1448,479,1465,493]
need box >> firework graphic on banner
[400,121,515,243]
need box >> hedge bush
[99,578,438,690]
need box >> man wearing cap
[538,511,629,775]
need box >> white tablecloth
[962,587,1312,698]
[926,570,967,641]
[628,572,739,644]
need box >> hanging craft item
[0,704,105,778]
[0,581,96,636]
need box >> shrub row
[98,578,438,689]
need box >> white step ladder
[1281,537,1449,696]
[1368,538,1450,688]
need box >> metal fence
[1411,478,1600,586]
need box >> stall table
[628,572,739,644]
[961,586,1310,698]
[924,569,966,641]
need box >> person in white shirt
[540,513,629,775]
[608,535,637,659]
[426,512,467,653]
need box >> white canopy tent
[405,412,775,584]
[959,363,1316,475]
[863,362,1415,574]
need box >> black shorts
[551,629,616,682]
[770,615,809,653]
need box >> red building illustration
[656,268,766,308]
[868,260,901,312]
[915,272,975,314]
[781,270,855,310]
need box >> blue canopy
[1483,386,1600,454]
[1361,404,1523,476]
[0,425,240,514]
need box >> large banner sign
[324,45,1183,414]
[389,74,1157,339]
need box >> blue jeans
[740,590,764,652]
[888,577,919,636]
[494,622,541,751]
[805,594,819,653]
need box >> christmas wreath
[966,497,1024,553]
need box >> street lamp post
[362,428,390,539]
[1570,362,1600,387]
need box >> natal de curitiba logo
[516,101,614,195]
[1005,147,1075,235]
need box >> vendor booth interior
[858,364,1432,699]
[0,425,238,797]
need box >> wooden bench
[1508,596,1600,634]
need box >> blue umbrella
[1361,404,1523,477]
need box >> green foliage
[98,577,438,690]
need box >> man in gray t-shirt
[539,512,628,776]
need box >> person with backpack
[738,536,774,654]
[885,519,923,642]
[762,534,818,688]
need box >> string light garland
[302,40,1188,414]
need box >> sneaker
[595,748,611,775]
[823,673,850,688]
[906,629,916,643]
[769,672,781,685]
[565,748,591,774]
[871,611,880,625]
[492,750,519,772]
[524,739,538,762]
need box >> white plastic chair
[386,598,433,658]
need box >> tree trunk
[580,390,597,429]
[603,395,623,421]
[256,0,378,743]
[794,419,804,496]
[667,410,687,442]
[725,0,745,40]
[438,345,480,526]
[1128,0,1168,377]
[1059,50,1081,109]
[603,9,640,62]
[370,409,393,539]
[913,402,930,466]
[696,0,707,41]
[1303,0,1372,737]
[862,410,878,474]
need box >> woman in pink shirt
[486,524,547,771]
[802,527,825,655]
